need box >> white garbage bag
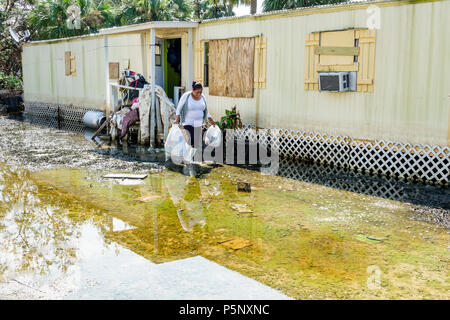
[204,125,222,148]
[165,125,196,163]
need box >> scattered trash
[218,238,252,250]
[103,173,148,179]
[230,203,253,214]
[237,181,251,192]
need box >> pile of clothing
[110,97,140,140]
[110,69,177,144]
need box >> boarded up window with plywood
[65,51,76,76]
[209,37,255,98]
[304,29,376,92]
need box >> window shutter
[70,52,76,75]
[356,29,376,92]
[254,36,267,89]
[65,51,71,76]
[195,41,204,84]
[304,33,319,91]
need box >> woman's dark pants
[183,125,204,161]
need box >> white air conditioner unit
[319,72,350,92]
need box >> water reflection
[0,164,289,299]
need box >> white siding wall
[196,0,450,146]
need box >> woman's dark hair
[192,81,203,90]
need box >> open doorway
[164,38,181,100]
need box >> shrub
[0,71,22,91]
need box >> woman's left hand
[209,117,216,126]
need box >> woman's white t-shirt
[176,92,211,127]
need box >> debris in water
[366,236,383,242]
[218,238,253,250]
[355,234,383,243]
[230,204,254,214]
[103,173,148,179]
[237,181,251,192]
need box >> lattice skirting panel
[229,125,449,186]
[24,101,101,132]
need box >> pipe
[83,110,106,129]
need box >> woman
[174,81,215,148]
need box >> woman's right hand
[173,115,180,125]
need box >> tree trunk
[250,0,257,15]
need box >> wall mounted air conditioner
[319,72,351,92]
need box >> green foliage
[192,0,240,19]
[0,0,31,79]
[262,0,348,12]
[27,0,118,40]
[115,0,193,25]
[216,106,242,130]
[0,71,22,90]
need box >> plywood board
[315,46,359,56]
[226,37,254,98]
[320,30,355,66]
[209,38,254,98]
[209,39,228,96]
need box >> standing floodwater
[0,115,448,299]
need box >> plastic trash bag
[165,125,196,163]
[204,125,222,148]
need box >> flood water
[0,115,448,299]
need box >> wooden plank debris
[218,238,253,250]
[103,173,148,179]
